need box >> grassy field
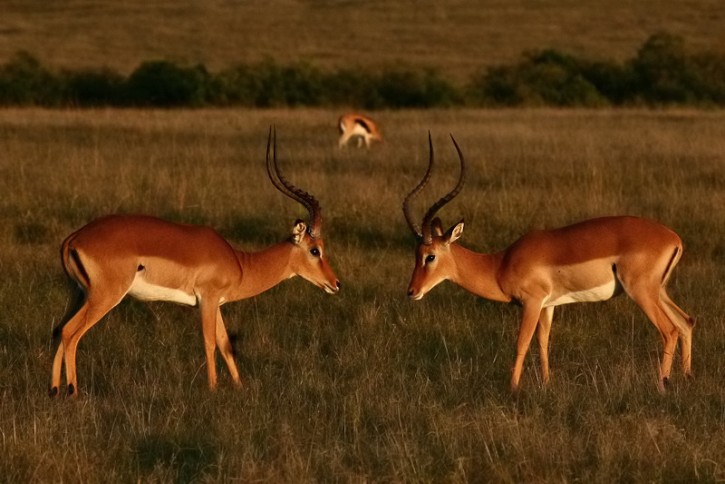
[0,108,723,481]
[2,1,724,81]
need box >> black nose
[336,280,341,290]
[407,289,414,297]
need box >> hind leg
[61,292,123,396]
[50,342,65,396]
[50,301,90,397]
[199,299,223,390]
[659,290,694,377]
[50,284,88,396]
[627,286,679,392]
[50,339,69,397]
[537,306,554,385]
[511,300,544,392]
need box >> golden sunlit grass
[2,1,724,81]
[0,108,724,481]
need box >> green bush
[216,65,263,106]
[631,32,725,105]
[470,33,725,107]
[0,51,61,106]
[375,67,460,108]
[0,33,722,108]
[319,68,381,108]
[632,32,696,104]
[125,61,215,107]
[254,61,325,107]
[691,52,725,105]
[62,68,126,106]
[579,61,634,105]
[469,49,607,107]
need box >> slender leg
[537,306,554,385]
[628,288,679,392]
[62,294,121,396]
[200,299,219,390]
[659,290,694,377]
[215,309,242,388]
[50,301,90,396]
[50,340,66,397]
[511,301,544,392]
[339,132,352,148]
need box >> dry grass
[0,108,724,481]
[2,1,724,81]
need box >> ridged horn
[266,126,322,238]
[420,134,466,245]
[402,132,435,238]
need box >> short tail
[61,235,91,288]
[53,236,89,339]
[661,245,681,286]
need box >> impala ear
[431,217,444,237]
[444,219,464,245]
[291,219,307,244]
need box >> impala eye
[310,248,321,257]
[425,254,436,264]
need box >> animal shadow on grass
[135,434,218,483]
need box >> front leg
[215,308,242,388]
[537,306,554,385]
[511,300,544,393]
[199,298,220,390]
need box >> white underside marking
[128,275,197,306]
[545,279,619,307]
[350,124,370,136]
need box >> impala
[338,113,382,148]
[403,134,694,393]
[50,128,340,397]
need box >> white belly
[350,124,370,138]
[545,279,619,307]
[127,275,197,306]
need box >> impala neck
[233,241,296,300]
[449,244,511,303]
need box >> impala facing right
[403,134,694,393]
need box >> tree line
[1,33,723,108]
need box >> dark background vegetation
[1,33,724,108]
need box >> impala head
[403,133,466,300]
[266,127,340,294]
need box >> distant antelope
[338,113,382,148]
[403,134,694,393]
[50,127,340,397]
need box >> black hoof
[67,383,75,396]
[49,386,59,398]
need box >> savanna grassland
[0,108,724,481]
[1,0,725,481]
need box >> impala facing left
[403,134,694,393]
[50,128,340,397]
